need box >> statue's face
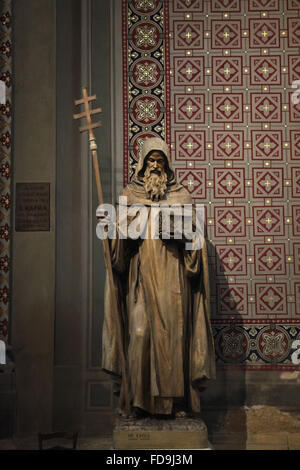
[146,151,166,175]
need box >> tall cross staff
[74,88,130,413]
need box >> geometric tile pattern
[252,168,283,198]
[251,130,283,160]
[254,244,286,275]
[216,283,248,316]
[0,0,11,343]
[214,168,245,198]
[216,244,248,276]
[123,0,300,368]
[250,56,281,85]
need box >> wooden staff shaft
[90,143,130,413]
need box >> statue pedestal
[113,416,211,450]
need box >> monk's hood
[132,136,176,186]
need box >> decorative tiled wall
[123,0,300,368]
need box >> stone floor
[1,406,300,450]
[0,433,299,450]
[0,436,113,450]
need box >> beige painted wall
[12,0,56,435]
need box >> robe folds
[102,137,216,415]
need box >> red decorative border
[217,364,300,371]
[164,0,171,146]
[211,319,300,324]
[122,0,129,187]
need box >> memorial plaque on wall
[15,183,50,231]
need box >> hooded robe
[102,137,216,415]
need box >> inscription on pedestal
[128,432,150,441]
[15,183,50,232]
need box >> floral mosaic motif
[261,332,285,356]
[136,98,159,122]
[217,327,249,361]
[0,70,11,88]
[133,0,157,12]
[0,11,10,28]
[0,255,9,273]
[0,40,11,57]
[1,100,11,118]
[0,162,10,180]
[136,25,157,47]
[213,324,297,365]
[257,327,290,361]
[0,285,8,304]
[0,131,11,148]
[133,60,160,87]
[0,192,10,211]
[0,223,9,242]
[222,332,245,357]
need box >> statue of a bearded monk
[101,136,216,417]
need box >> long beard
[144,167,168,201]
